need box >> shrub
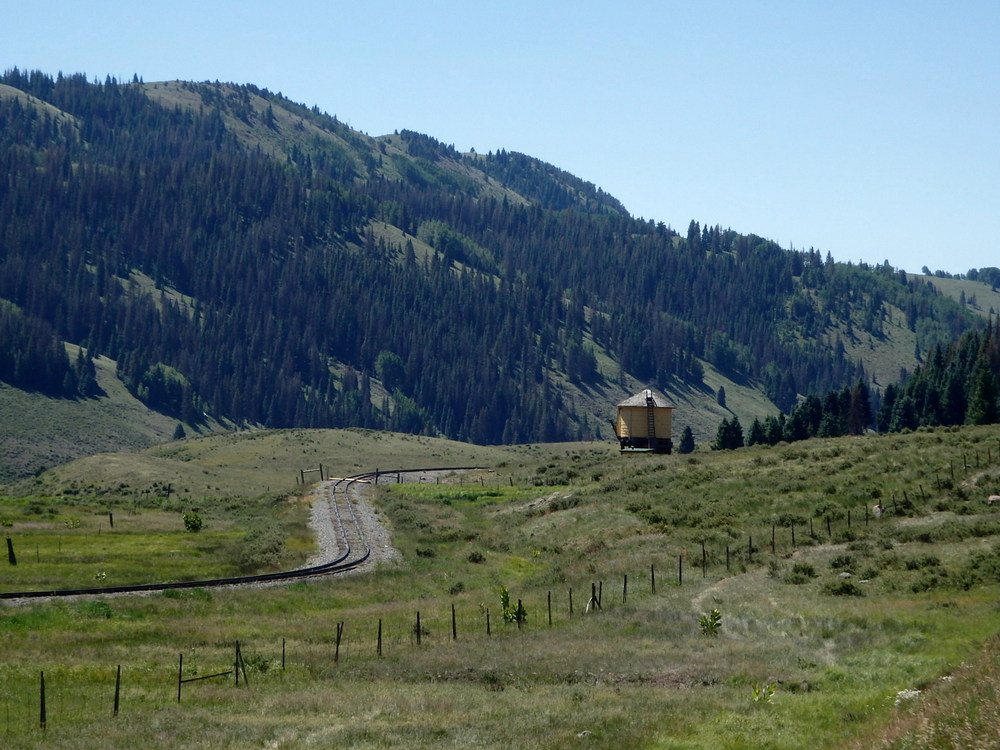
[824,579,864,596]
[829,554,854,570]
[467,550,486,564]
[785,563,817,584]
[699,609,722,637]
[182,512,203,532]
[904,554,941,570]
[751,682,776,704]
[499,586,527,625]
[237,523,285,571]
[911,571,948,592]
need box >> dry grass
[2,425,1000,747]
[856,632,1000,749]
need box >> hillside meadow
[1,426,1000,748]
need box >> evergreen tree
[876,383,898,433]
[712,416,744,450]
[678,425,695,454]
[712,418,731,451]
[728,416,745,449]
[846,380,872,435]
[746,417,766,447]
[966,358,999,425]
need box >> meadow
[1,425,1000,748]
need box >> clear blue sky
[5,1,999,275]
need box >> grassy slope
[10,428,557,501]
[2,425,1000,747]
[910,273,1000,319]
[0,349,182,482]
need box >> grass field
[2,425,1000,748]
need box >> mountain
[0,69,994,477]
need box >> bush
[911,569,949,592]
[182,512,203,532]
[237,523,285,571]
[785,563,817,584]
[467,550,486,564]
[699,609,722,637]
[904,554,941,570]
[824,579,864,596]
[829,554,854,570]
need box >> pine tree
[846,381,872,435]
[966,358,999,425]
[712,418,731,451]
[728,416,745,449]
[746,417,765,446]
[678,425,695,454]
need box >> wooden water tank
[614,389,675,454]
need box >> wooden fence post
[114,665,121,717]
[415,612,421,646]
[40,671,46,730]
[235,640,249,685]
[651,563,656,594]
[377,620,383,657]
[6,537,15,566]
[588,583,601,611]
[547,590,552,626]
[451,604,457,641]
[569,587,573,616]
[335,623,344,662]
[177,654,183,703]
[678,555,683,585]
[622,575,628,605]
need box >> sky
[4,1,999,275]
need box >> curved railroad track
[0,466,483,600]
[0,473,382,601]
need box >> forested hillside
[0,69,991,467]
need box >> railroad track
[0,474,378,601]
[0,465,484,601]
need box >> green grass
[2,425,1000,747]
[0,490,312,592]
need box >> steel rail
[0,466,483,600]
[0,475,366,600]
